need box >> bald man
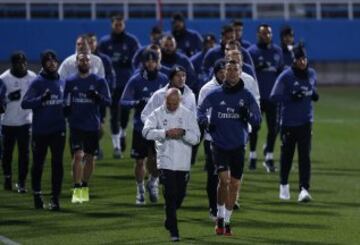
[142,88,200,242]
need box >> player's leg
[16,124,31,193]
[297,123,312,202]
[1,126,16,190]
[204,140,218,219]
[263,101,279,172]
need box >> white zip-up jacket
[58,53,105,81]
[142,104,200,171]
[0,69,36,126]
[141,84,196,123]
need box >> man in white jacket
[142,88,200,242]
[0,51,36,192]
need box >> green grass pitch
[0,86,359,244]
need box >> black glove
[311,90,319,102]
[8,90,21,101]
[135,99,147,110]
[291,89,305,101]
[41,89,51,102]
[63,106,71,117]
[239,106,250,124]
[86,89,101,103]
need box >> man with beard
[198,60,261,236]
[270,44,319,202]
[159,35,197,91]
[0,51,36,192]
[64,53,111,204]
[120,50,168,205]
[248,24,284,172]
[231,20,252,49]
[22,50,66,210]
[170,12,203,57]
[98,15,140,158]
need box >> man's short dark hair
[111,15,124,23]
[257,23,271,32]
[151,25,162,35]
[221,25,234,36]
[226,40,241,49]
[231,20,244,27]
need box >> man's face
[161,38,176,55]
[225,63,241,86]
[226,50,243,65]
[87,36,97,53]
[144,59,158,71]
[76,37,90,53]
[77,54,90,74]
[112,20,125,34]
[166,94,180,112]
[233,25,243,40]
[204,39,216,51]
[225,43,239,57]
[45,58,59,73]
[172,20,184,32]
[171,71,186,88]
[295,57,308,70]
[282,34,294,46]
[222,31,235,44]
[150,33,162,44]
[258,26,272,44]
[215,69,226,83]
[12,60,27,74]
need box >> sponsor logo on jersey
[220,100,226,106]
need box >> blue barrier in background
[0,19,359,62]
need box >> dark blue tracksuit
[171,28,203,57]
[120,69,168,159]
[21,73,66,198]
[239,38,252,50]
[190,50,208,96]
[98,32,140,135]
[198,81,261,179]
[282,45,294,68]
[270,66,318,191]
[248,43,284,154]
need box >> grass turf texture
[0,86,359,245]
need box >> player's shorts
[211,144,245,180]
[70,128,99,155]
[131,129,153,160]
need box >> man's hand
[86,89,101,102]
[166,128,185,139]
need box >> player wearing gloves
[142,88,200,242]
[270,44,319,202]
[0,51,36,192]
[64,53,111,204]
[120,50,168,205]
[198,60,261,236]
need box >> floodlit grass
[0,86,359,244]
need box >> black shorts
[70,128,99,155]
[211,144,245,180]
[131,130,153,159]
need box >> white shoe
[279,184,290,200]
[135,193,145,205]
[298,187,312,202]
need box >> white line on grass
[0,235,20,245]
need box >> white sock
[112,134,120,149]
[120,128,126,138]
[249,151,257,159]
[224,208,233,223]
[217,204,225,218]
[265,152,274,161]
[149,175,158,186]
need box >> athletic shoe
[224,223,233,236]
[15,183,27,193]
[4,177,12,191]
[263,160,276,173]
[135,193,145,205]
[81,187,90,202]
[215,218,225,235]
[49,198,60,211]
[113,148,122,159]
[120,136,126,152]
[34,194,45,209]
[146,181,159,203]
[170,230,180,242]
[71,188,82,203]
[279,184,290,200]
[298,187,312,202]
[248,158,257,170]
